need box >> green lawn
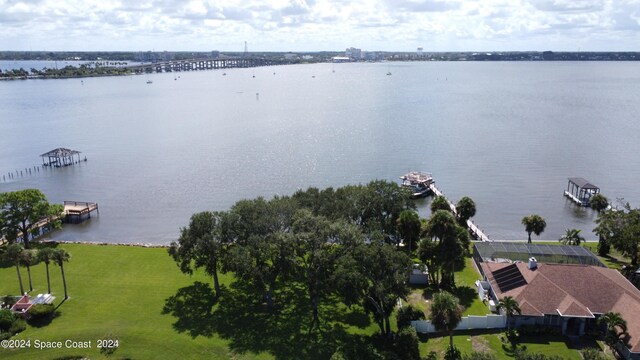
[419,330,603,359]
[0,244,268,360]
[0,243,390,360]
[406,257,488,318]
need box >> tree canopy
[0,189,63,248]
[594,205,640,267]
[169,180,416,340]
[455,196,476,224]
[169,211,227,298]
[430,291,463,350]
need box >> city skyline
[1,0,639,52]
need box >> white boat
[400,171,434,198]
[146,80,153,84]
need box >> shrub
[581,348,607,360]
[28,304,55,320]
[397,305,426,329]
[0,309,15,331]
[1,295,18,308]
[9,318,26,334]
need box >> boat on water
[146,80,153,84]
[400,171,434,199]
[386,71,392,76]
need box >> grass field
[0,244,270,360]
[0,243,612,359]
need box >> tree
[597,312,627,350]
[590,194,609,212]
[431,195,452,213]
[0,189,64,248]
[20,249,38,292]
[3,243,25,294]
[169,211,226,299]
[430,291,463,350]
[37,248,56,294]
[292,210,358,328]
[593,205,640,267]
[496,296,521,332]
[334,241,411,338]
[558,228,585,246]
[424,210,466,288]
[521,215,546,244]
[222,196,297,310]
[397,209,421,252]
[52,248,70,299]
[455,196,476,224]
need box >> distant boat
[146,80,153,84]
[386,71,392,76]
[222,73,227,76]
[312,75,316,78]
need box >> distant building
[345,47,362,60]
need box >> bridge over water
[127,57,287,74]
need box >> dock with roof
[564,177,600,207]
[40,147,85,167]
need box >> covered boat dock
[564,177,600,207]
[40,147,83,167]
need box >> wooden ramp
[428,183,491,242]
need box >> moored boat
[400,171,434,199]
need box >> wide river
[1,61,639,244]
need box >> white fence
[412,314,506,333]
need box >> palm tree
[455,196,476,224]
[597,312,627,349]
[20,249,38,292]
[52,248,70,299]
[497,296,521,332]
[397,209,421,252]
[521,215,546,244]
[430,291,463,350]
[38,247,56,294]
[3,243,25,294]
[431,196,452,213]
[559,228,585,246]
[426,210,464,288]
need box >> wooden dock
[428,183,491,242]
[64,201,99,223]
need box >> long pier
[127,57,286,74]
[428,183,491,242]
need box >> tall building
[345,47,362,60]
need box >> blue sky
[1,0,639,51]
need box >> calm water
[1,61,639,244]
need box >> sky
[1,0,639,52]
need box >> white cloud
[0,0,638,51]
